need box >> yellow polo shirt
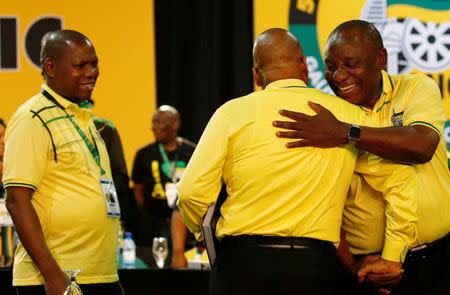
[2,85,119,285]
[177,79,417,262]
[343,71,450,256]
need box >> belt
[406,232,450,260]
[220,235,334,251]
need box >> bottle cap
[125,232,132,239]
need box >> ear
[43,57,56,79]
[301,56,309,85]
[297,56,309,86]
[377,48,387,71]
[253,68,263,88]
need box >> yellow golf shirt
[2,85,119,285]
[343,71,450,256]
[177,79,417,262]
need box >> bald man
[131,105,196,267]
[2,30,123,295]
[177,28,417,294]
[274,20,450,294]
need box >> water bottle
[122,232,136,267]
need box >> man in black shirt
[131,105,196,267]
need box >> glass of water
[63,270,83,295]
[152,237,168,268]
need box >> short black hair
[40,29,92,79]
[331,19,384,49]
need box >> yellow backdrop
[0,0,156,174]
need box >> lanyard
[158,143,180,181]
[41,90,106,175]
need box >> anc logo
[288,0,450,117]
[391,110,404,126]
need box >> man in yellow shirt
[177,28,417,294]
[274,20,450,294]
[2,30,122,295]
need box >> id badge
[165,182,178,208]
[0,198,14,226]
[100,177,121,218]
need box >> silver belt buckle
[409,244,428,252]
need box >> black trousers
[390,233,450,295]
[16,281,124,295]
[209,235,346,295]
[348,233,450,295]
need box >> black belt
[220,235,334,251]
[406,232,450,261]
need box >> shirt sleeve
[355,151,418,262]
[176,108,229,239]
[2,115,49,191]
[402,75,445,136]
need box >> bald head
[253,28,308,88]
[156,105,180,123]
[152,105,181,144]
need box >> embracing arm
[336,228,358,276]
[356,124,438,164]
[171,209,188,268]
[354,154,417,292]
[273,102,439,164]
[6,187,69,295]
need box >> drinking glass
[152,237,168,268]
[63,270,83,295]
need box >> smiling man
[2,30,123,295]
[274,20,450,294]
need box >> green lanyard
[42,90,106,176]
[158,143,179,180]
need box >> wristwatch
[348,124,361,145]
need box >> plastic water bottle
[122,232,136,267]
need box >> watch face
[349,125,361,141]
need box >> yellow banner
[0,0,156,173]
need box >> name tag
[165,182,178,208]
[100,178,121,218]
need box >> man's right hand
[273,101,349,148]
[43,268,70,295]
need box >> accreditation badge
[0,198,13,226]
[165,182,178,208]
[100,178,121,218]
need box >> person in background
[131,105,196,267]
[2,30,123,295]
[0,118,16,268]
[177,28,417,295]
[274,20,450,294]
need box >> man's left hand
[357,258,403,294]
[273,101,349,148]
